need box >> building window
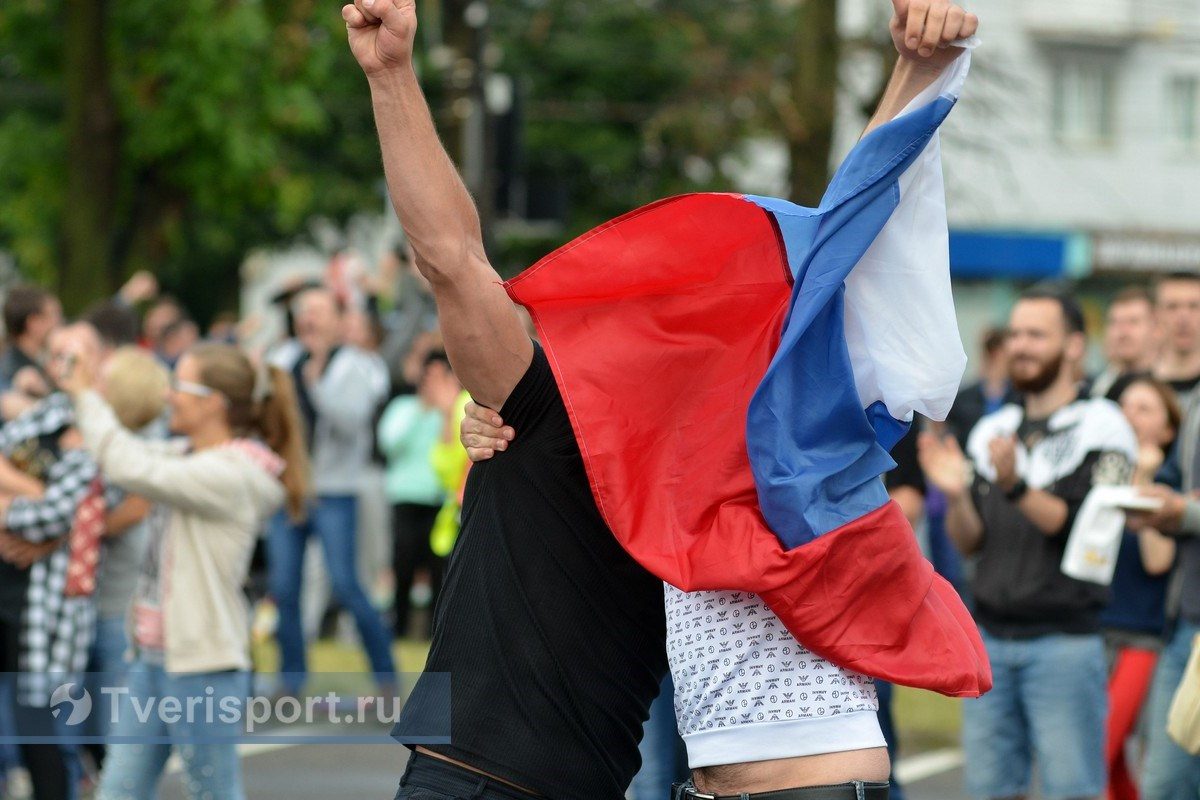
[1052,59,1116,145]
[1168,76,1200,146]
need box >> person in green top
[377,349,461,637]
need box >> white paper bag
[1060,485,1130,585]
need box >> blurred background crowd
[5,0,1200,798]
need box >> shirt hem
[682,709,885,768]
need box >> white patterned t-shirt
[666,584,886,768]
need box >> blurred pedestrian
[1091,288,1159,402]
[267,287,396,696]
[376,350,455,638]
[0,286,60,393]
[80,348,171,774]
[1123,391,1200,796]
[54,341,308,800]
[0,286,62,424]
[0,324,123,800]
[1153,273,1200,410]
[138,297,183,353]
[155,317,199,370]
[1103,378,1180,800]
[920,288,1138,800]
[945,326,1015,449]
[875,424,932,800]
[376,246,437,395]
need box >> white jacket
[75,390,284,674]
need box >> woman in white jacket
[56,343,309,800]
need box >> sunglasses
[170,376,216,398]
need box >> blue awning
[949,230,1087,279]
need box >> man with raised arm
[344,3,663,799]
[344,2,983,800]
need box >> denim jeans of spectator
[268,496,397,694]
[962,630,1106,800]
[875,680,906,800]
[923,493,965,594]
[1141,622,1200,800]
[96,661,248,800]
[629,674,689,800]
[83,616,131,761]
[0,671,18,777]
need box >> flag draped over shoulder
[505,50,991,697]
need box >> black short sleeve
[886,424,926,495]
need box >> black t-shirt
[1167,373,1200,397]
[0,563,29,624]
[394,344,667,800]
[885,422,925,495]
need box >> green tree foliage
[491,0,841,241]
[0,0,845,313]
[0,0,381,316]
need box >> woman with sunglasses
[54,343,309,800]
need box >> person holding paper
[1101,378,1180,800]
[919,288,1137,800]
[1125,390,1200,797]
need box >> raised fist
[890,0,978,71]
[342,0,418,77]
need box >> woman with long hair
[1105,377,1180,800]
[54,342,308,800]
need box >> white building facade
[837,0,1200,366]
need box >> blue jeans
[630,674,688,800]
[268,496,396,693]
[963,630,1107,800]
[96,661,248,800]
[876,680,906,800]
[84,615,130,742]
[1142,622,1200,800]
[924,501,965,593]
[0,671,18,774]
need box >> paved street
[160,741,975,800]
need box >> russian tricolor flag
[505,49,991,697]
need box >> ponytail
[191,343,311,521]
[254,365,311,521]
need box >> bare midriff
[691,747,891,796]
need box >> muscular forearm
[1014,488,1069,536]
[944,491,983,555]
[863,56,952,138]
[368,68,487,285]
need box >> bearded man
[918,287,1137,800]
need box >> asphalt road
[159,741,977,800]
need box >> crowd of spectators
[0,252,468,800]
[0,261,1199,800]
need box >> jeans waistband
[671,779,890,800]
[400,751,540,800]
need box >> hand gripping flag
[505,49,991,697]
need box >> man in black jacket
[920,289,1137,800]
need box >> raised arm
[343,0,532,410]
[863,0,977,137]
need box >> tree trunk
[62,0,120,311]
[788,0,839,207]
